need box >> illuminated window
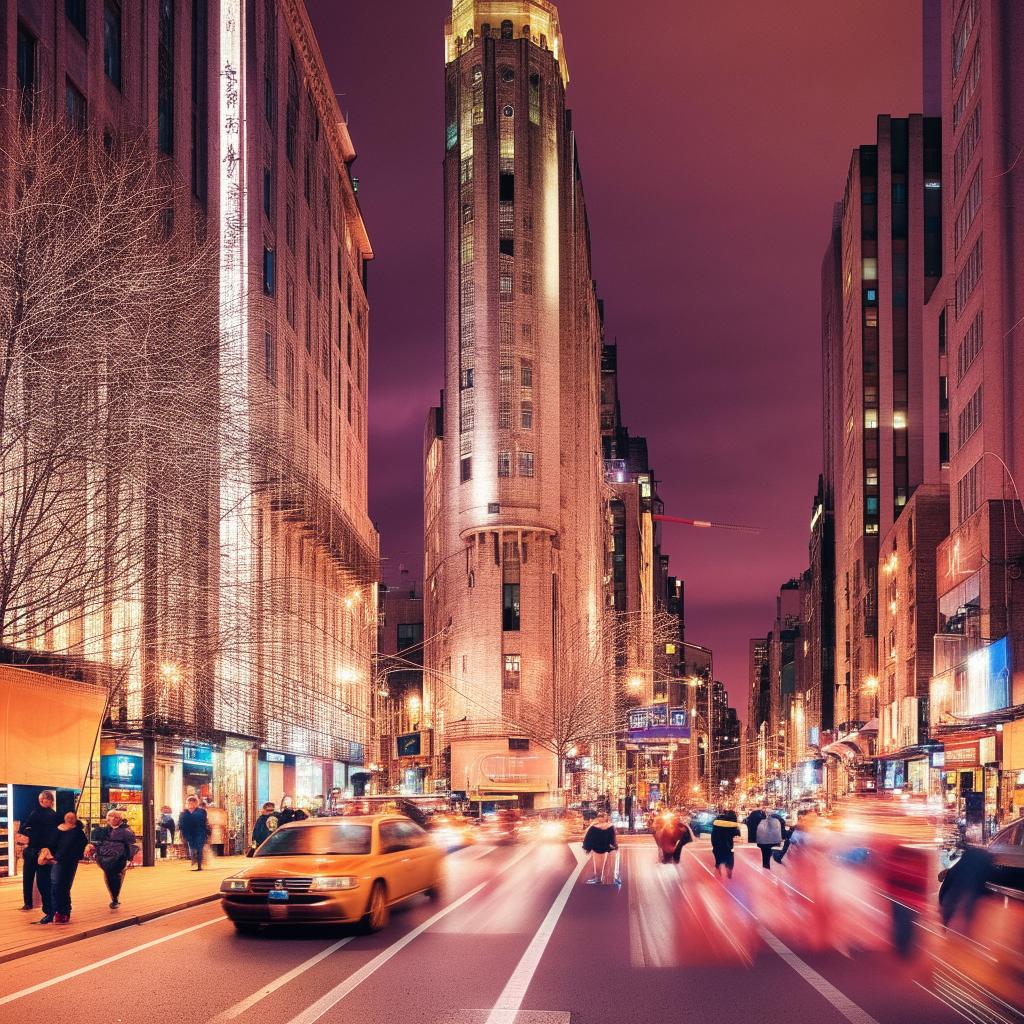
[446,122,458,150]
[893,411,907,429]
[503,655,521,690]
[866,289,877,302]
[862,258,878,280]
[866,467,879,486]
[865,409,878,429]
[866,496,879,514]
[503,584,521,631]
[864,307,878,328]
[866,523,879,535]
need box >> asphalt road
[1,838,1020,1024]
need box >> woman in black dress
[582,812,618,885]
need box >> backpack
[756,815,783,846]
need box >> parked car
[939,816,1024,900]
[220,815,443,933]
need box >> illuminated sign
[397,733,422,758]
[108,788,143,804]
[183,743,214,777]
[263,751,286,763]
[963,636,1010,716]
[101,755,142,788]
[628,705,690,743]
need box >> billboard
[627,704,691,742]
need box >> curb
[0,892,221,965]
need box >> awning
[0,665,107,788]
[822,736,864,761]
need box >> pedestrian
[16,790,59,914]
[743,805,767,845]
[178,795,209,870]
[711,807,743,878]
[653,809,693,864]
[86,809,138,909]
[938,845,993,933]
[278,795,307,825]
[755,809,785,870]
[773,814,800,866]
[876,840,929,958]
[50,811,89,923]
[251,801,279,849]
[156,806,176,859]
[204,799,228,856]
[582,810,618,885]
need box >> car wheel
[425,879,442,901]
[232,921,260,934]
[362,880,389,933]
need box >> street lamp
[628,675,643,693]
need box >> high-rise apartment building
[425,1,607,806]
[832,115,943,730]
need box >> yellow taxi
[219,814,443,933]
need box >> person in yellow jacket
[710,808,743,878]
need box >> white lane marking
[757,927,881,1024]
[283,845,534,1024]
[0,915,222,1006]
[484,844,588,1024]
[211,937,354,1022]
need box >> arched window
[501,20,513,39]
[522,24,531,39]
[465,29,473,43]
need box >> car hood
[234,855,371,878]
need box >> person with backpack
[755,809,785,870]
[711,807,743,878]
[86,809,138,909]
[743,805,767,845]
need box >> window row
[953,105,981,195]
[952,44,981,130]
[956,310,984,382]
[956,385,982,450]
[956,460,980,525]
[955,235,983,316]
[953,165,982,253]
[497,451,535,478]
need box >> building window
[103,1,122,87]
[264,329,276,384]
[65,0,87,37]
[957,461,980,525]
[397,623,423,651]
[285,277,295,326]
[460,368,474,389]
[16,24,37,118]
[957,310,983,382]
[521,360,533,388]
[864,409,878,429]
[262,247,275,296]
[65,79,87,131]
[263,167,272,217]
[347,381,352,423]
[264,0,276,126]
[190,0,209,203]
[157,0,174,153]
[286,50,299,166]
[498,452,511,478]
[893,411,907,429]
[955,236,983,316]
[460,456,472,482]
[503,654,521,690]
[502,584,521,631]
[956,385,983,449]
[521,401,533,430]
[518,451,534,477]
[866,467,879,487]
[285,346,295,405]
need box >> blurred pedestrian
[87,810,138,909]
[204,799,228,856]
[773,813,801,866]
[653,809,693,864]
[939,845,993,933]
[582,811,618,884]
[178,795,209,870]
[50,811,88,923]
[278,796,307,825]
[876,840,929,958]
[251,801,279,849]
[743,805,767,844]
[755,810,785,870]
[156,806,176,859]
[16,790,59,914]
[711,808,743,878]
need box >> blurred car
[942,816,1024,896]
[688,808,717,835]
[427,814,477,850]
[219,815,443,933]
[479,808,522,843]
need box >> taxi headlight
[220,878,249,893]
[539,821,564,839]
[310,876,359,891]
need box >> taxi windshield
[256,823,372,856]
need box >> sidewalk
[0,854,246,963]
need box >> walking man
[17,790,59,913]
[178,795,209,870]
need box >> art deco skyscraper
[425,1,607,805]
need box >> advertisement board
[396,732,422,758]
[100,754,142,790]
[627,704,690,743]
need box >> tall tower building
[832,116,943,729]
[426,1,607,806]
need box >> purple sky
[308,0,922,708]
